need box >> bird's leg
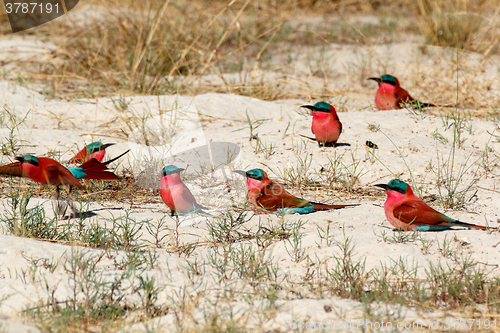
[68,185,77,219]
[53,186,67,218]
[170,209,180,249]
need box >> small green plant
[0,187,62,240]
[315,222,336,248]
[323,234,368,299]
[144,216,170,248]
[136,275,162,318]
[278,153,314,188]
[404,100,428,120]
[437,235,453,258]
[419,236,434,255]
[27,247,166,331]
[233,110,270,141]
[284,219,307,263]
[207,210,253,245]
[317,149,366,193]
[252,136,276,159]
[431,129,448,144]
[377,227,417,244]
[0,107,29,156]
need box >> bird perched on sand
[375,179,494,231]
[160,165,207,216]
[68,141,115,164]
[233,168,356,214]
[368,74,435,110]
[300,102,343,147]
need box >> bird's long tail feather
[78,150,130,180]
[419,102,436,107]
[447,220,495,230]
[311,203,359,210]
[103,149,130,166]
[299,134,317,141]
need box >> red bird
[233,168,356,214]
[160,165,207,216]
[68,141,115,164]
[0,150,128,199]
[368,74,435,110]
[375,179,494,231]
[300,102,342,147]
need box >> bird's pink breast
[20,162,45,183]
[311,112,341,142]
[375,83,397,110]
[383,190,406,228]
[246,177,264,190]
[89,150,106,163]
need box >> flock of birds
[0,75,495,232]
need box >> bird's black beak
[368,77,381,83]
[176,168,185,173]
[232,170,247,177]
[15,156,24,163]
[300,105,316,111]
[374,183,390,190]
[101,143,115,150]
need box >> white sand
[0,34,500,331]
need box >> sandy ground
[0,33,500,332]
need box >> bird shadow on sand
[318,142,351,147]
[59,207,124,221]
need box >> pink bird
[375,179,494,231]
[68,141,115,164]
[0,152,127,204]
[233,168,356,214]
[300,102,342,147]
[368,74,435,110]
[160,165,207,216]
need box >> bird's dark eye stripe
[389,186,406,194]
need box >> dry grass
[2,1,500,331]
[416,0,500,55]
[0,0,498,109]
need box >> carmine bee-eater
[233,168,357,214]
[375,179,495,231]
[300,102,342,147]
[68,141,115,164]
[160,165,207,216]
[0,150,129,199]
[368,74,435,110]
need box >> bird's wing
[393,200,452,226]
[68,146,89,164]
[46,164,83,187]
[0,162,27,177]
[178,186,207,211]
[397,88,435,108]
[79,158,108,172]
[257,183,309,211]
[181,186,199,205]
[78,158,118,180]
[78,149,129,173]
[396,88,414,106]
